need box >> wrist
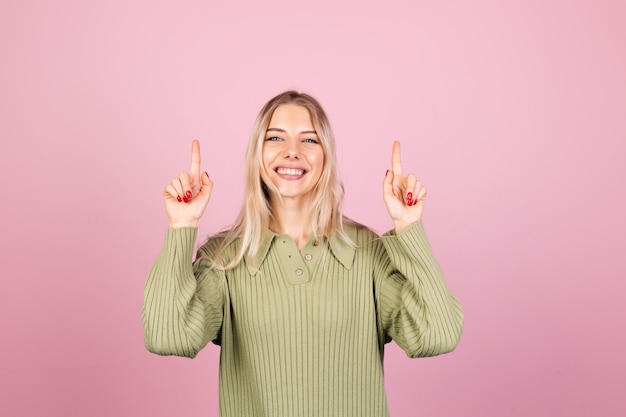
[393,219,419,235]
[169,220,199,229]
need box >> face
[262,104,325,203]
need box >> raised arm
[377,141,463,357]
[142,140,224,358]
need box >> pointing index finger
[391,141,402,176]
[190,139,201,179]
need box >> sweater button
[312,240,318,246]
[295,268,303,276]
[304,254,312,261]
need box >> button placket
[278,235,310,284]
[299,236,325,282]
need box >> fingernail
[407,192,413,200]
[385,169,389,176]
[204,171,209,178]
[186,190,192,199]
[176,196,182,202]
[183,197,189,203]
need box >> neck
[269,196,315,250]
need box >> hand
[382,141,427,234]
[163,140,213,228]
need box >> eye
[302,138,319,144]
[265,136,282,141]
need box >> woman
[142,91,464,417]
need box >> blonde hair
[212,90,353,270]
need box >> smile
[276,167,305,176]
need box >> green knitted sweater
[142,221,463,417]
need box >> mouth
[275,167,306,176]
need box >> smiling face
[262,104,325,203]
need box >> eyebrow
[266,128,318,135]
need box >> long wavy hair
[212,90,353,270]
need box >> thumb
[382,169,393,197]
[200,171,213,196]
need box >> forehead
[268,104,314,129]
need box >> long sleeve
[142,227,226,358]
[375,221,464,358]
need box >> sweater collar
[246,229,355,275]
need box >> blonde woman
[142,91,464,417]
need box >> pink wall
[1,1,624,416]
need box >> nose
[283,140,300,159]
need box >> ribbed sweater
[142,221,464,417]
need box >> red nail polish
[385,169,389,176]
[407,192,413,200]
[186,190,192,199]
[183,197,189,203]
[176,196,182,202]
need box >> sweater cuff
[381,222,433,263]
[163,227,198,261]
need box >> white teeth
[276,167,304,176]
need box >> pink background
[1,1,625,416]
